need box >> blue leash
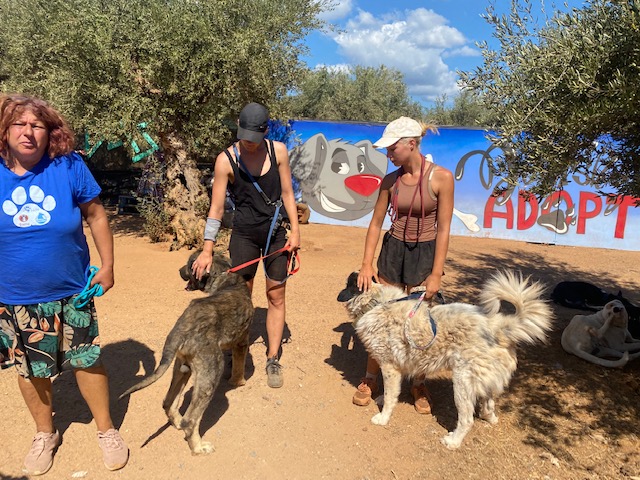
[390,291,444,351]
[72,266,104,308]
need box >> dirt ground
[1,211,640,480]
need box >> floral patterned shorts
[0,296,102,378]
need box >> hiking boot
[97,429,129,471]
[266,357,283,388]
[352,377,378,406]
[411,383,432,415]
[23,430,60,476]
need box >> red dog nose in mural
[344,174,382,197]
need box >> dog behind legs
[120,252,254,455]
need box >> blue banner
[288,119,639,251]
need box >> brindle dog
[120,252,254,454]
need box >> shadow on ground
[325,244,640,471]
[51,339,156,436]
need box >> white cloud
[317,0,354,21]
[443,46,482,58]
[329,8,476,102]
[313,63,352,74]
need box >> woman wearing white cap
[353,116,454,413]
[192,102,301,388]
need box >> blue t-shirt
[0,152,102,304]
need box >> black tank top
[226,140,287,232]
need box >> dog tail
[479,270,553,345]
[566,348,629,368]
[118,323,183,399]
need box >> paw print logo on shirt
[2,186,56,228]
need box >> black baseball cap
[237,102,269,143]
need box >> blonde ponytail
[407,121,438,147]
[419,122,438,137]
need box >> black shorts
[377,232,436,287]
[229,223,289,282]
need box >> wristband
[204,217,221,242]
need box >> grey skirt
[377,232,436,287]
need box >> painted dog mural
[286,121,638,250]
[290,134,388,221]
[290,133,482,231]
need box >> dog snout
[337,288,354,302]
[613,306,621,313]
[185,278,201,291]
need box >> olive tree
[0,0,328,247]
[283,65,424,122]
[425,90,492,127]
[460,0,640,200]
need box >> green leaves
[426,90,492,127]
[462,0,640,199]
[0,0,327,157]
[65,344,101,368]
[30,361,53,378]
[63,303,92,328]
[283,65,424,122]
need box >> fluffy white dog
[561,299,640,367]
[338,270,552,449]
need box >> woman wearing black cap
[192,102,300,388]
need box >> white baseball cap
[373,116,423,149]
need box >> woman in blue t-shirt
[0,94,128,475]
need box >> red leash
[227,247,300,277]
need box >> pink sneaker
[23,430,60,476]
[97,429,129,471]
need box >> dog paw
[192,442,215,455]
[228,377,246,387]
[2,185,56,227]
[371,413,389,426]
[482,414,498,425]
[441,433,462,449]
[166,413,184,429]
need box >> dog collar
[388,291,424,304]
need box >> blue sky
[303,0,587,105]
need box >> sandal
[353,377,378,406]
[411,383,432,415]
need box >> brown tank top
[389,159,437,243]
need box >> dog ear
[337,272,361,302]
[179,265,191,281]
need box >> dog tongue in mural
[290,134,388,221]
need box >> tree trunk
[160,132,208,250]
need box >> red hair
[0,94,76,159]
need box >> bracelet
[204,218,221,242]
